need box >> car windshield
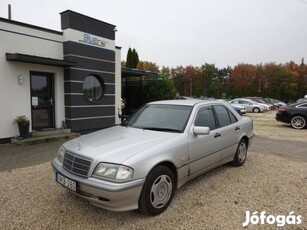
[121,104,193,133]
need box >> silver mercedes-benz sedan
[51,100,254,215]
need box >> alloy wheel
[291,116,306,129]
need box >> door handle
[48,98,53,106]
[235,126,240,131]
[214,133,221,138]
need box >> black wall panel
[61,11,115,40]
[65,106,115,119]
[64,82,115,95]
[64,41,115,61]
[65,95,115,106]
[64,69,115,83]
[67,117,115,132]
[65,55,115,73]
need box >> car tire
[232,139,247,167]
[138,165,175,215]
[290,115,306,129]
[253,107,260,113]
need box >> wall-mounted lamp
[18,75,23,85]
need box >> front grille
[63,152,91,177]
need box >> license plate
[56,173,76,191]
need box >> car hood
[63,125,180,164]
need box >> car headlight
[93,163,134,181]
[57,146,65,163]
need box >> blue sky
[1,0,307,68]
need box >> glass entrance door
[30,72,55,130]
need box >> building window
[83,75,105,102]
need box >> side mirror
[193,126,210,136]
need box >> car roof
[232,98,253,102]
[289,102,307,107]
[148,99,213,107]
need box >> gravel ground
[1,111,306,229]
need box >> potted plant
[13,115,30,139]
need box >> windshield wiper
[142,127,182,133]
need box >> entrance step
[31,129,73,137]
[11,129,80,145]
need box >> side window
[228,110,238,123]
[214,105,232,127]
[195,107,216,130]
[297,103,307,108]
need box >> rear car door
[212,105,240,161]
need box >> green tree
[132,48,139,68]
[171,66,186,96]
[201,63,218,97]
[143,66,176,102]
[125,47,139,68]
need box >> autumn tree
[229,64,256,97]
[184,65,201,97]
[137,61,159,72]
[171,66,186,96]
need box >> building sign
[63,29,115,51]
[79,33,107,48]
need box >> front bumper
[51,159,145,212]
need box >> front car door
[188,106,221,175]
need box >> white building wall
[0,20,65,139]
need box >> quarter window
[83,75,105,102]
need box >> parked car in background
[52,100,254,215]
[264,98,287,108]
[231,105,247,115]
[217,99,247,115]
[229,98,266,113]
[276,102,307,129]
[245,97,274,110]
[297,95,307,103]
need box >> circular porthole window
[83,75,105,103]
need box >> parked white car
[229,98,266,113]
[217,99,247,115]
[52,100,254,215]
[297,95,307,103]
